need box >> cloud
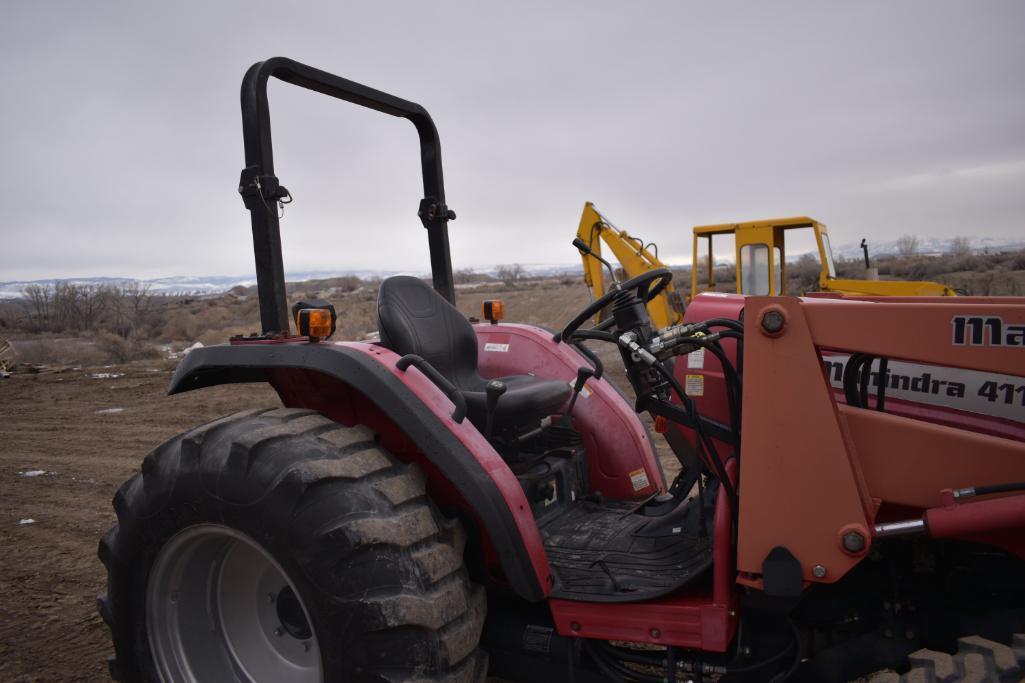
[861,159,1025,193]
[1,1,1023,280]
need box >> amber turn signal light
[291,299,337,341]
[482,300,504,325]
[297,309,334,340]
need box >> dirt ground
[0,363,278,681]
[0,350,678,681]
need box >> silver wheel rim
[146,524,322,682]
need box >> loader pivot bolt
[761,310,785,334]
[649,628,661,638]
[842,530,867,553]
[812,564,827,578]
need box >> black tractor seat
[377,276,571,431]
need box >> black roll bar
[239,57,456,334]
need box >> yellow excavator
[576,202,687,328]
[576,204,955,327]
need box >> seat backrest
[377,276,480,388]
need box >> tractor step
[542,495,713,603]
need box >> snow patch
[18,470,47,477]
[17,518,35,526]
[91,372,125,379]
[96,407,125,414]
[164,341,203,360]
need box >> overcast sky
[1,1,1023,280]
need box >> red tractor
[98,58,1025,682]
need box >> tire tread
[98,408,486,682]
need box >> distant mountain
[7,235,1021,299]
[0,264,584,299]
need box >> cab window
[820,233,837,278]
[740,244,771,295]
[773,245,782,294]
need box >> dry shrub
[12,338,105,366]
[162,309,199,341]
[1007,250,1025,271]
[131,342,163,360]
[94,331,132,363]
[190,307,230,336]
[12,339,60,365]
[93,331,162,363]
[197,326,252,346]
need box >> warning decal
[685,374,705,397]
[522,625,554,653]
[629,468,650,492]
[568,381,593,397]
[483,343,509,352]
[687,348,705,369]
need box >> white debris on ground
[163,341,203,360]
[90,372,125,379]
[17,519,35,525]
[96,407,125,414]
[18,470,49,477]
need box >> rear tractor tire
[97,408,487,682]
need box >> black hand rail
[239,57,456,334]
[395,354,467,423]
[571,341,605,380]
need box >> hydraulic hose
[701,318,745,334]
[683,337,742,434]
[568,325,739,508]
[876,357,889,411]
[651,361,738,507]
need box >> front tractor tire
[98,408,487,682]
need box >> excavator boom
[575,202,684,328]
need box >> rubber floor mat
[542,497,713,603]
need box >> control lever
[572,237,620,286]
[561,366,596,427]
[484,380,507,439]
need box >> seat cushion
[462,374,572,426]
[378,275,480,388]
[377,275,571,429]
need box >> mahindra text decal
[952,316,1025,347]
[821,354,1025,423]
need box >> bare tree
[21,284,54,331]
[495,264,526,285]
[107,281,153,338]
[948,236,972,257]
[896,234,920,258]
[453,268,480,285]
[75,285,110,331]
[51,282,109,331]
